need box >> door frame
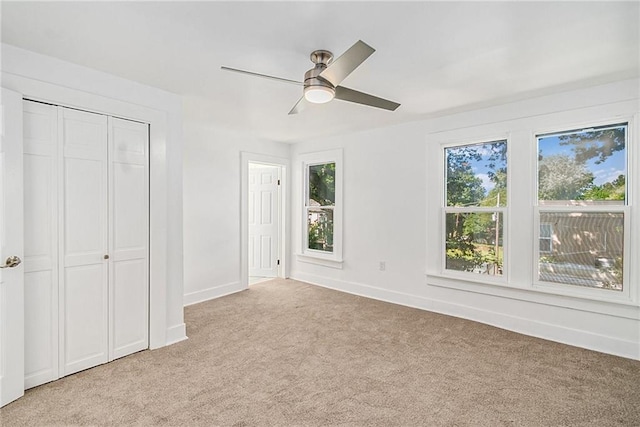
[240,152,289,288]
[2,74,175,351]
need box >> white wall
[290,122,428,294]
[182,106,290,305]
[290,79,640,360]
[1,44,186,347]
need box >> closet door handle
[104,254,109,260]
[0,255,22,268]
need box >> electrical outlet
[379,261,386,271]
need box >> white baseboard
[183,281,245,306]
[290,271,639,360]
[165,323,187,346]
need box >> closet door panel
[63,157,105,262]
[24,155,54,267]
[109,118,148,360]
[63,265,107,372]
[112,260,146,356]
[59,108,108,376]
[113,162,146,251]
[23,101,58,388]
[24,271,55,388]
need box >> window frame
[427,110,639,309]
[298,149,343,266]
[532,121,633,302]
[441,138,509,283]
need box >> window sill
[297,254,344,269]
[425,272,640,319]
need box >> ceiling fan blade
[221,66,303,86]
[319,40,375,87]
[334,86,400,111]
[288,96,308,115]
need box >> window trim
[298,149,343,265]
[427,110,639,308]
[441,138,509,283]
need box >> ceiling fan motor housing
[304,50,335,103]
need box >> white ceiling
[2,1,639,142]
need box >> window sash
[533,206,629,297]
[442,207,507,279]
[444,139,508,208]
[535,123,628,205]
[305,206,334,253]
[305,161,336,208]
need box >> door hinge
[277,259,280,266]
[277,179,281,186]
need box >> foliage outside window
[444,140,507,276]
[306,162,335,253]
[536,123,627,292]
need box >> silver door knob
[0,255,22,268]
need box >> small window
[536,123,627,291]
[444,140,507,276]
[539,223,553,253]
[300,150,343,263]
[307,162,335,252]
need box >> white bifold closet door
[60,106,110,376]
[108,117,149,361]
[23,101,149,387]
[23,101,59,388]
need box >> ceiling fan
[221,40,400,115]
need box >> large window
[444,140,507,276]
[300,150,343,263]
[536,123,627,292]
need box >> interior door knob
[0,255,22,268]
[104,254,109,260]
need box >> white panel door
[248,166,279,278]
[59,107,109,376]
[0,88,25,407]
[109,117,149,360]
[22,101,59,389]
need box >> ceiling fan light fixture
[304,86,335,104]
[221,40,400,114]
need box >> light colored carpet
[249,276,273,286]
[2,278,639,426]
